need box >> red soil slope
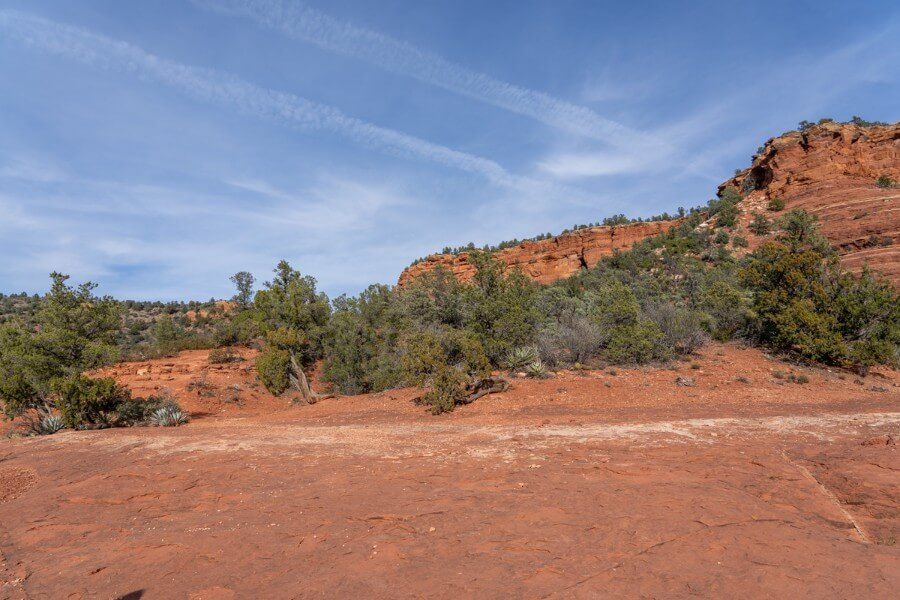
[92,347,293,418]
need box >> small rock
[675,376,695,387]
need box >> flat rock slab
[1,410,897,598]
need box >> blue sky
[1,1,897,300]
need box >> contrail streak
[0,10,536,190]
[192,0,662,151]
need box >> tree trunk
[288,353,331,404]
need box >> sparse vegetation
[876,175,896,189]
[209,347,242,364]
[749,213,772,236]
[767,197,785,212]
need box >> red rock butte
[400,121,899,287]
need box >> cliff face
[398,220,679,286]
[722,121,899,284]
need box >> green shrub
[462,253,541,363]
[732,236,749,248]
[741,217,899,370]
[876,175,896,188]
[116,395,163,426]
[749,212,772,236]
[418,364,468,415]
[590,281,667,363]
[716,203,740,228]
[767,197,785,212]
[402,328,489,414]
[699,280,750,340]
[256,347,291,395]
[603,320,666,364]
[0,273,121,422]
[54,376,131,429]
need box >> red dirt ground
[1,344,898,598]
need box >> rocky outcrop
[722,121,899,284]
[398,220,679,286]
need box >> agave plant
[506,346,539,370]
[149,404,190,427]
[38,414,65,435]
[524,360,550,379]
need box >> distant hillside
[399,219,680,286]
[400,120,899,287]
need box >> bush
[402,328,490,385]
[462,253,541,364]
[749,212,771,236]
[716,203,740,228]
[876,175,896,188]
[603,320,667,364]
[402,329,490,414]
[0,273,121,422]
[644,303,708,355]
[590,281,667,364]
[767,197,785,212]
[536,316,604,367]
[741,218,899,369]
[116,395,163,426]
[699,280,749,341]
[209,347,242,364]
[54,376,131,429]
[733,236,749,248]
[418,364,468,415]
[256,347,291,395]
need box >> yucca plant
[506,346,539,370]
[524,360,550,379]
[38,414,65,435]
[149,404,189,427]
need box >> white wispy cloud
[0,9,538,191]
[191,0,666,153]
[225,176,410,231]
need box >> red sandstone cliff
[398,220,678,286]
[722,121,899,284]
